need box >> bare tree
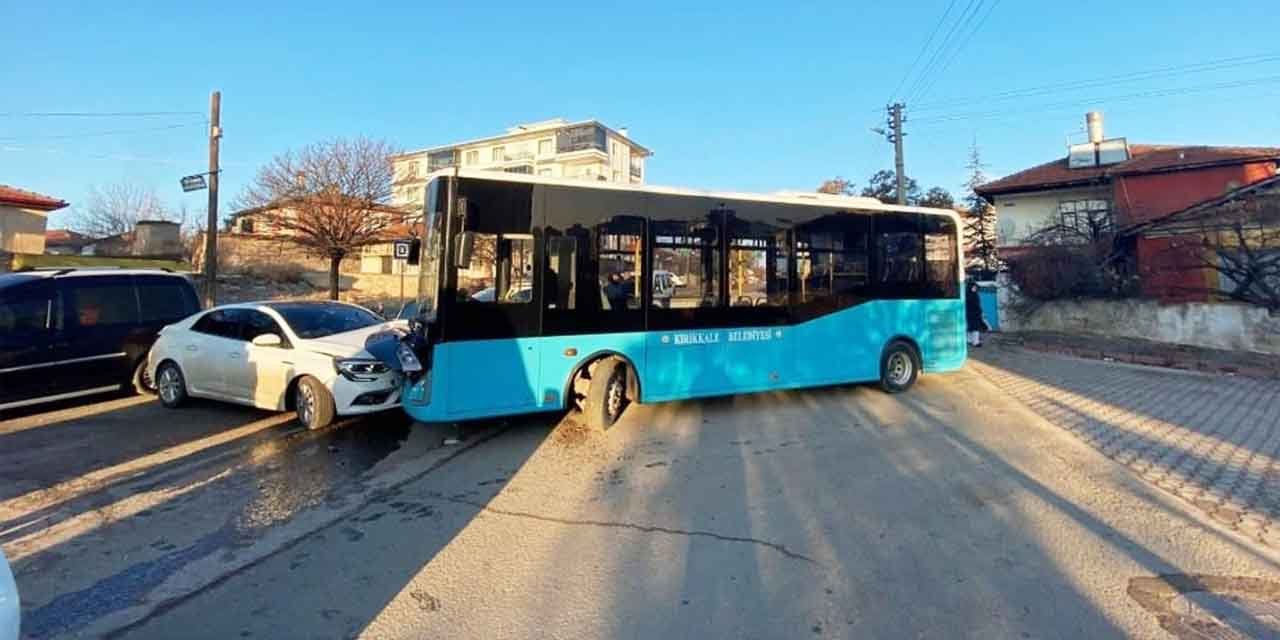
[72,182,171,238]
[1151,184,1280,312]
[237,137,403,299]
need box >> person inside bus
[604,272,630,310]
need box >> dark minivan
[0,269,201,411]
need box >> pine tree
[962,142,999,279]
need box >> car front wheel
[156,362,189,408]
[295,376,336,431]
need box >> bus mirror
[453,231,475,268]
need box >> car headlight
[334,358,390,382]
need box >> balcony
[556,124,608,155]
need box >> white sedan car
[149,301,402,429]
[1,549,17,640]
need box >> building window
[538,139,553,156]
[492,146,505,162]
[406,161,418,178]
[240,218,255,234]
[1058,199,1112,238]
[465,150,479,165]
[538,168,553,176]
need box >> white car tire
[156,362,189,408]
[295,376,336,431]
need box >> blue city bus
[385,170,966,430]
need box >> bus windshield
[414,177,445,319]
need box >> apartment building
[389,119,652,213]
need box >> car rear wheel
[295,376,336,431]
[583,358,629,432]
[156,362,189,408]
[879,341,920,394]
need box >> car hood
[296,323,396,358]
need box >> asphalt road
[14,362,1264,639]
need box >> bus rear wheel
[879,341,920,394]
[583,358,629,432]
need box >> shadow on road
[971,346,1280,542]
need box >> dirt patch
[552,417,593,448]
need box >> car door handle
[227,353,241,359]
[185,345,199,352]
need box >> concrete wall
[1002,297,1280,355]
[991,185,1111,245]
[0,205,48,254]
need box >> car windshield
[268,302,382,339]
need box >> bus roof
[424,168,962,221]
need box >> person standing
[966,281,987,348]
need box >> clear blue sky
[3,0,1278,228]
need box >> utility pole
[203,90,221,307]
[888,103,907,205]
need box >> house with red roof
[975,112,1280,302]
[1,184,69,259]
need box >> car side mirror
[453,231,475,268]
[251,333,283,347]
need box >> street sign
[180,174,208,192]
[392,239,413,260]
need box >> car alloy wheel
[297,384,316,427]
[158,367,182,405]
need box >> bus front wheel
[584,358,629,431]
[879,341,920,394]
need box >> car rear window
[136,276,200,323]
[269,303,381,339]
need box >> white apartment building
[389,118,652,213]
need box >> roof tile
[0,184,69,211]
[977,144,1280,196]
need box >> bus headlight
[396,343,423,373]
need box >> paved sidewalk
[972,345,1280,547]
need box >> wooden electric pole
[203,90,221,306]
[887,103,907,205]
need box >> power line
[904,0,985,103]
[912,0,1002,103]
[911,74,1280,124]
[0,111,205,118]
[913,52,1280,111]
[0,121,205,142]
[888,0,960,102]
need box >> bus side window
[458,234,534,304]
[877,213,923,288]
[923,216,959,298]
[597,221,644,310]
[545,235,577,310]
[726,216,788,307]
[652,220,720,309]
[795,212,870,305]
